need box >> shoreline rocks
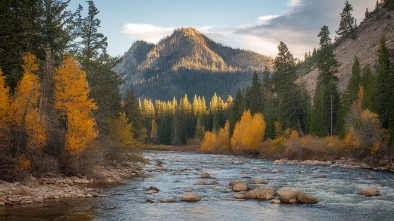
[0,162,144,207]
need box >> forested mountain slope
[300,8,394,95]
[113,27,273,99]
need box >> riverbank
[0,162,145,206]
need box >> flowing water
[1,151,394,221]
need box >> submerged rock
[233,193,245,199]
[194,180,207,185]
[359,186,380,197]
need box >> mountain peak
[175,27,201,36]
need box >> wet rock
[146,198,156,203]
[180,192,201,202]
[232,161,244,165]
[147,186,160,192]
[296,192,318,204]
[271,169,284,173]
[277,187,299,203]
[210,180,219,185]
[289,199,297,204]
[253,178,267,184]
[229,179,240,186]
[233,193,245,199]
[244,187,275,200]
[233,182,248,192]
[167,198,177,202]
[359,186,380,197]
[156,160,163,167]
[220,188,232,193]
[114,192,125,195]
[194,180,207,185]
[201,173,211,178]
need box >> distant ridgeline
[113,27,273,101]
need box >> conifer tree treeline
[0,1,138,180]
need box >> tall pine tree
[310,26,340,136]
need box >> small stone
[147,186,160,192]
[233,193,245,199]
[194,180,207,185]
[220,188,232,193]
[271,169,284,173]
[201,173,211,179]
[253,178,267,184]
[0,202,5,206]
[210,180,219,185]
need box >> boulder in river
[296,192,318,204]
[276,187,300,203]
[147,186,160,192]
[201,173,211,179]
[244,187,275,200]
[233,182,248,192]
[229,179,240,186]
[210,180,219,185]
[359,186,380,197]
[194,180,207,185]
[180,192,201,202]
[253,178,267,184]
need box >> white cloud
[122,23,175,43]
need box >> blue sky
[68,0,375,58]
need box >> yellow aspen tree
[201,131,218,153]
[231,110,253,153]
[231,110,265,154]
[0,69,11,139]
[12,53,47,150]
[217,120,231,153]
[109,112,136,149]
[54,55,97,155]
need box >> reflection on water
[1,151,394,221]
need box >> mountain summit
[113,27,273,98]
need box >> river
[1,151,394,221]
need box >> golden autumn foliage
[342,87,388,157]
[0,69,11,138]
[54,55,98,155]
[201,131,218,153]
[231,110,266,154]
[12,53,47,150]
[200,120,231,154]
[109,112,137,149]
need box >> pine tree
[74,0,107,76]
[273,42,310,134]
[311,26,340,136]
[123,86,142,138]
[376,35,394,140]
[229,89,244,136]
[249,71,263,115]
[336,1,355,39]
[361,65,378,112]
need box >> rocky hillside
[113,27,273,96]
[300,8,394,96]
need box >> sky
[68,0,376,59]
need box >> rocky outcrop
[359,186,380,197]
